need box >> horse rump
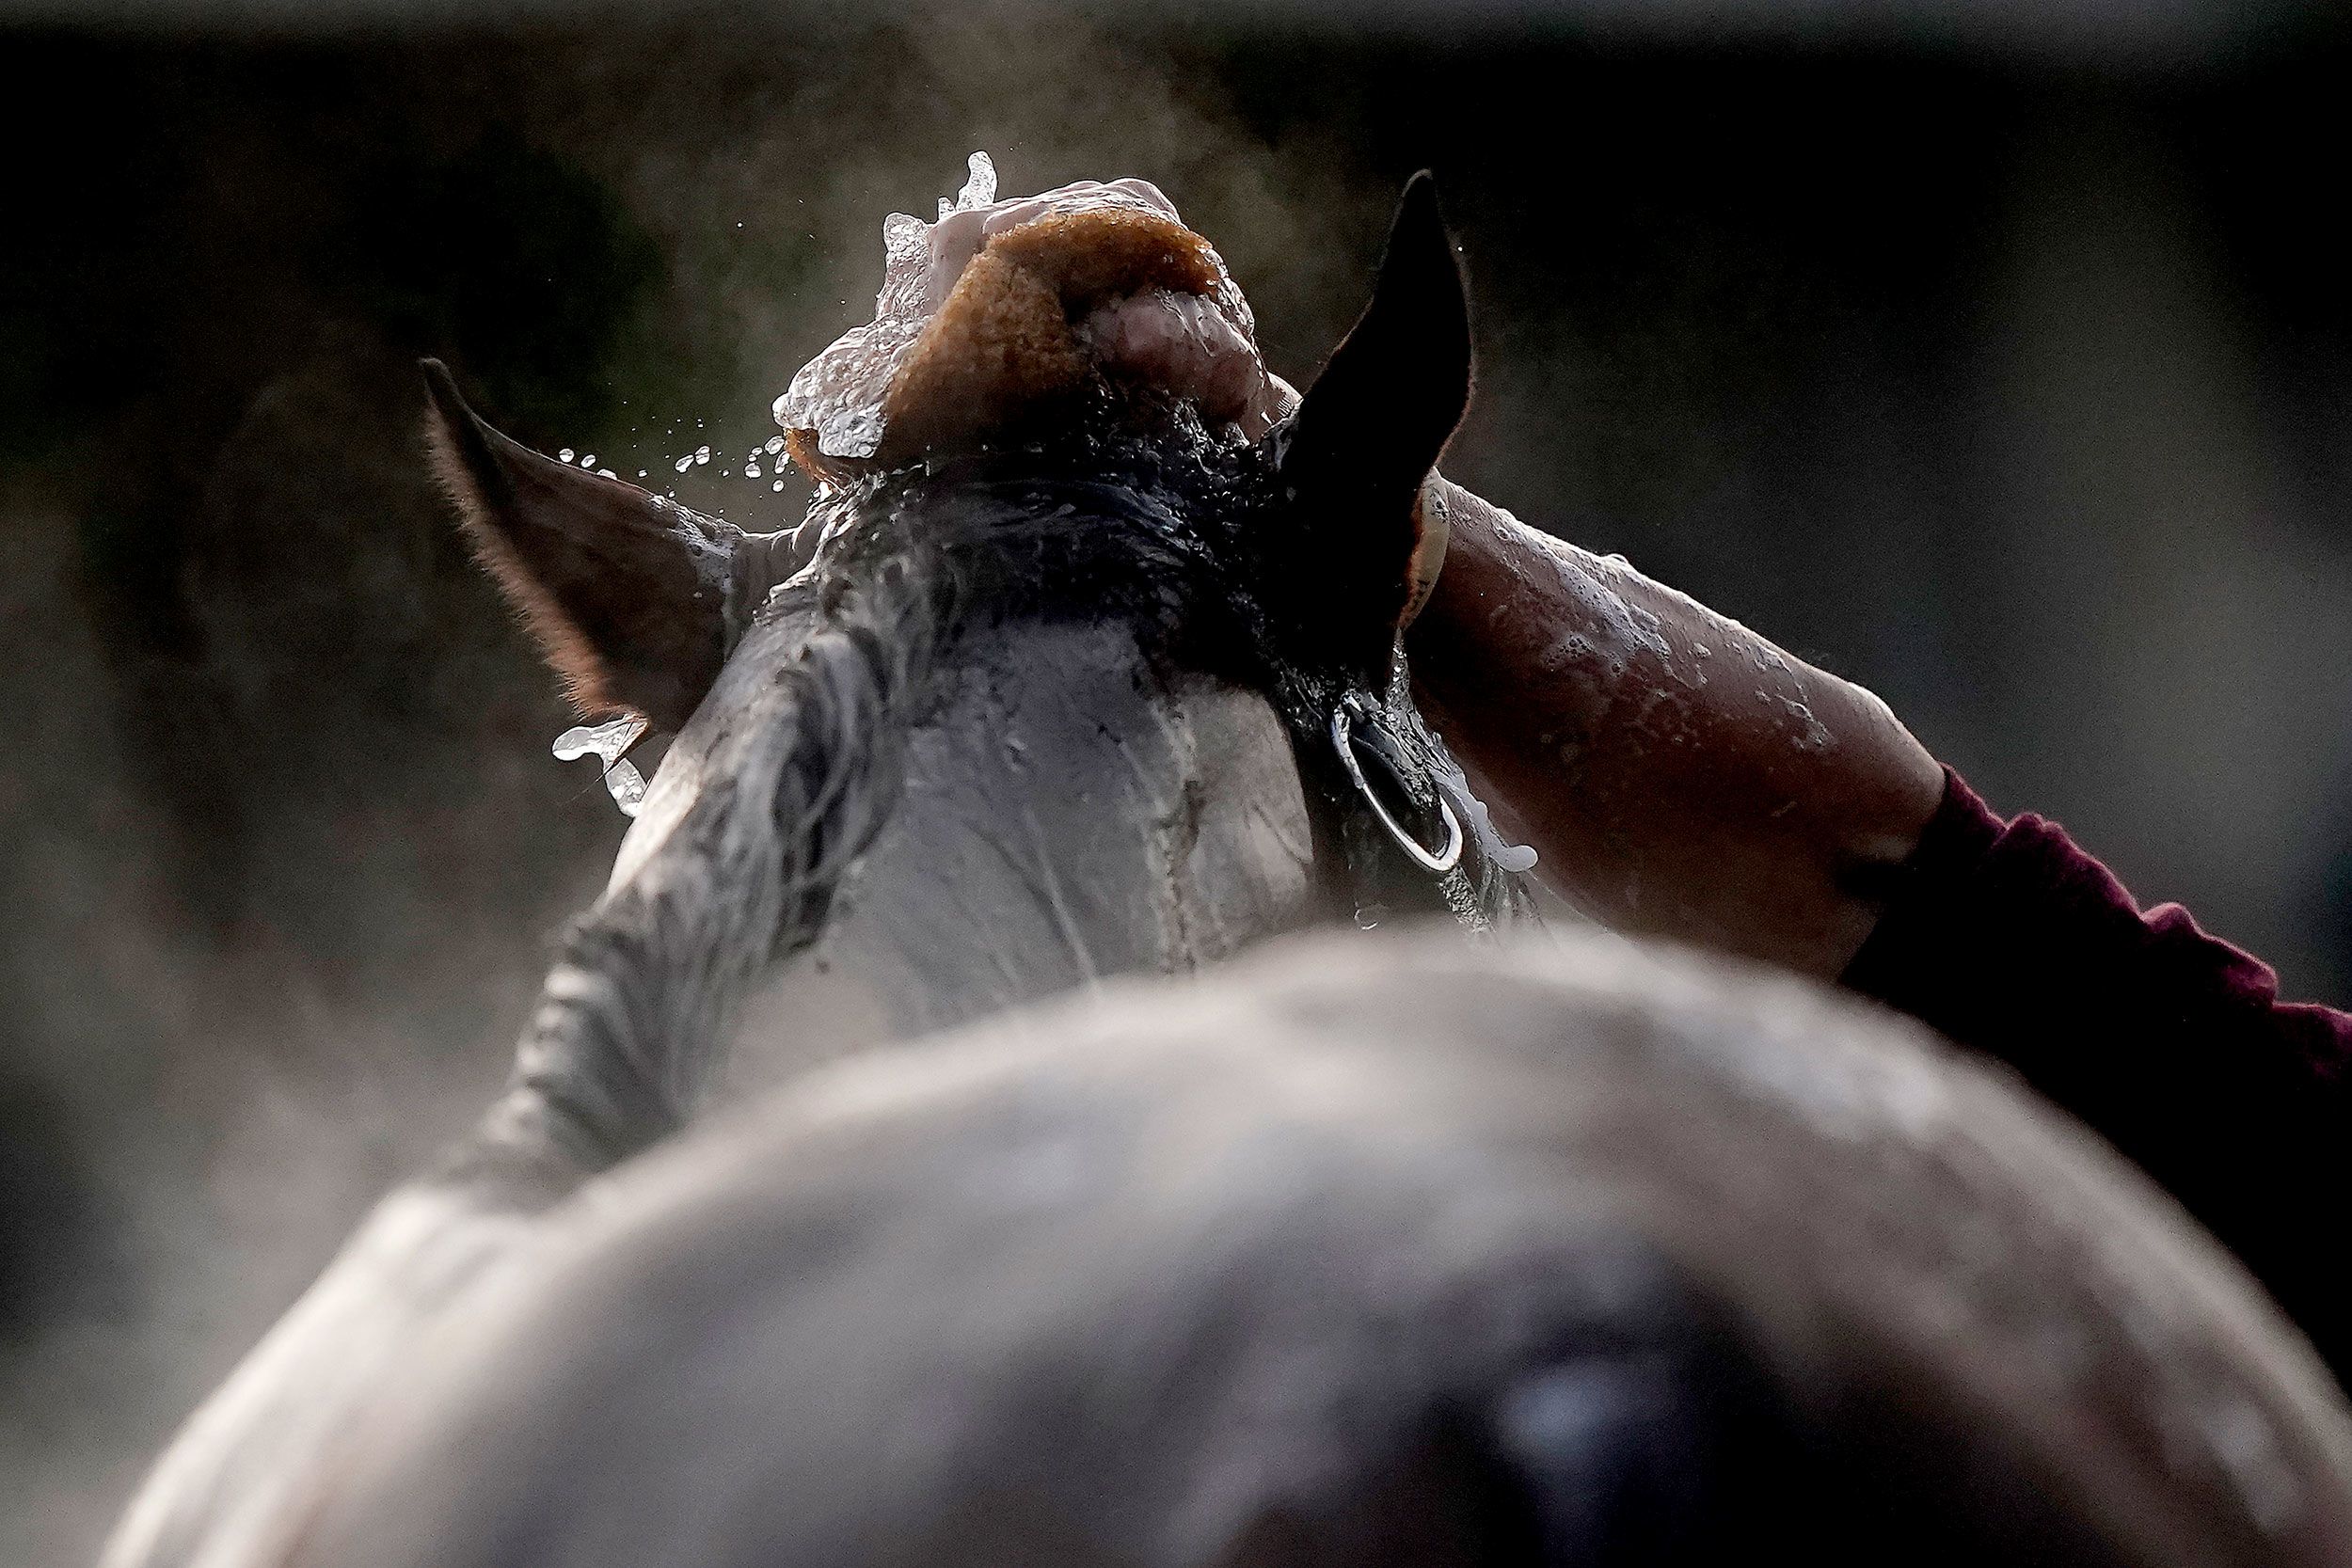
[275,930,2352,1568]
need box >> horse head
[418,171,1536,1172]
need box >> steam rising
[773,152,1290,467]
[8,10,2352,1567]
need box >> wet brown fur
[797,208,1226,479]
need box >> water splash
[1461,792,1539,875]
[883,211,928,263]
[951,150,996,214]
[552,714,650,818]
[773,152,1287,464]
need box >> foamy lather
[775,153,1296,478]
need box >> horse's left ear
[422,361,783,732]
[1270,171,1472,673]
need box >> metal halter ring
[1330,702,1464,876]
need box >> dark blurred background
[4,1,2349,1560]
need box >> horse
[103,173,2352,1568]
[99,173,1530,1568]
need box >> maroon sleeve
[1842,768,2352,1371]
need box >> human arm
[1406,477,1947,979]
[1406,485,2352,1369]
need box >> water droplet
[771,480,785,491]
[580,453,596,467]
[955,150,997,211]
[1353,902,1388,931]
[764,435,786,454]
[882,212,926,263]
[603,757,647,817]
[552,715,650,819]
[693,446,711,466]
[596,468,616,479]
[674,454,693,474]
[558,447,576,463]
[745,459,762,478]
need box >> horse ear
[1271,171,1472,671]
[421,360,763,732]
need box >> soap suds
[776,154,1295,477]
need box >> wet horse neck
[716,612,1320,1101]
[90,548,1325,1568]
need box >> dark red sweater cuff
[1844,768,2350,1086]
[1841,765,2352,1370]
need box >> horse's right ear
[422,360,780,732]
[1267,172,1473,677]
